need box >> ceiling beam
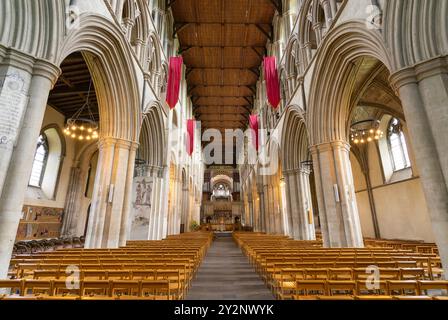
[166,0,178,9]
[186,67,260,72]
[174,22,273,27]
[189,85,256,94]
[49,85,92,97]
[197,114,249,120]
[250,46,264,59]
[249,67,260,78]
[192,95,254,99]
[173,22,189,38]
[255,24,272,42]
[178,45,193,54]
[243,96,254,105]
[180,45,266,50]
[269,0,283,15]
[194,105,252,113]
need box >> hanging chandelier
[63,80,99,141]
[350,119,384,145]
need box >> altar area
[200,211,242,232]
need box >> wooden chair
[22,280,53,296]
[157,269,184,299]
[393,296,432,300]
[355,295,394,300]
[328,268,353,280]
[131,270,157,280]
[81,280,111,297]
[317,296,355,300]
[304,268,329,280]
[107,270,131,280]
[140,280,171,300]
[327,281,357,296]
[0,279,23,297]
[400,268,426,280]
[33,270,61,280]
[275,269,305,300]
[387,280,419,296]
[417,280,448,296]
[40,295,79,300]
[110,280,140,298]
[52,279,81,297]
[356,280,388,295]
[293,280,328,300]
[82,270,107,280]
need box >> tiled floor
[186,234,275,300]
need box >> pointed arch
[138,102,166,168]
[281,106,310,171]
[307,21,394,146]
[56,14,141,142]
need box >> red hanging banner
[263,56,281,109]
[187,119,195,156]
[166,56,183,109]
[249,114,259,152]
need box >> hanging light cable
[63,79,99,142]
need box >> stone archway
[130,103,166,240]
[281,107,316,240]
[306,21,393,248]
[55,15,142,248]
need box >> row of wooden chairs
[233,232,446,300]
[283,280,448,300]
[269,267,428,290]
[4,232,213,300]
[0,279,173,300]
[14,262,193,279]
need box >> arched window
[29,134,49,187]
[387,118,411,171]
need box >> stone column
[272,184,283,234]
[158,166,169,239]
[310,141,364,247]
[303,43,313,66]
[61,164,82,236]
[0,57,60,279]
[134,39,145,61]
[174,178,182,234]
[279,177,292,237]
[247,195,254,228]
[146,166,162,240]
[262,184,271,233]
[329,0,338,17]
[118,142,137,246]
[391,59,448,277]
[188,189,195,230]
[285,171,301,239]
[258,189,266,232]
[180,185,189,233]
[251,191,259,232]
[168,176,180,235]
[150,168,164,240]
[84,138,135,248]
[298,167,316,240]
[320,0,334,29]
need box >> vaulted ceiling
[170,0,279,134]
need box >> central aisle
[186,234,274,300]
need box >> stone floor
[186,234,275,300]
